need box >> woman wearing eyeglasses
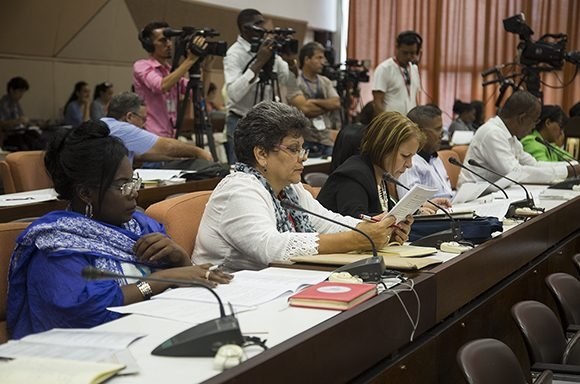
[520,105,573,162]
[7,121,232,339]
[193,102,410,272]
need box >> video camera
[247,25,299,55]
[503,13,580,69]
[163,27,228,57]
[322,59,370,94]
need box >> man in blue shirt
[101,92,212,166]
[398,105,454,199]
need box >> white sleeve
[223,49,258,103]
[372,63,388,92]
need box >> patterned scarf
[234,162,316,233]
[10,211,151,285]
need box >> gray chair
[511,300,580,376]
[303,172,329,188]
[457,338,552,384]
[545,273,580,330]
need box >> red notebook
[288,281,377,311]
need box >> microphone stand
[382,173,469,248]
[534,137,580,191]
[280,200,391,282]
[467,159,542,212]
[82,266,243,357]
[449,157,509,199]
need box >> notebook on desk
[290,245,440,271]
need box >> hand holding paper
[385,184,438,223]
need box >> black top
[317,154,382,218]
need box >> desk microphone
[534,136,577,178]
[382,173,466,248]
[280,200,389,282]
[448,157,509,199]
[467,159,536,209]
[82,266,243,357]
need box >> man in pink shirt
[133,21,210,150]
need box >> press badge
[312,116,326,131]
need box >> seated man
[101,92,212,167]
[398,105,454,199]
[458,91,580,191]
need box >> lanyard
[394,58,411,97]
[301,74,321,98]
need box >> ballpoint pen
[359,214,380,223]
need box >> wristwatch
[136,280,153,300]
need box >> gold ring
[205,270,210,280]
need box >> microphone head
[448,157,461,166]
[280,199,298,211]
[467,159,481,167]
[534,136,547,145]
[81,266,106,280]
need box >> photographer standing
[297,42,341,157]
[223,8,290,164]
[133,21,212,161]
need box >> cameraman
[223,8,290,164]
[133,21,212,156]
[296,42,341,157]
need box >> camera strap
[394,58,411,96]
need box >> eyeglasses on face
[275,144,309,160]
[114,175,142,196]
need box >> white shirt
[372,57,420,114]
[398,153,454,199]
[457,116,568,190]
[223,35,289,117]
[192,172,360,272]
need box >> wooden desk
[0,177,222,222]
[199,196,580,383]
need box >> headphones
[396,31,423,53]
[138,28,154,53]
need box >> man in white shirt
[458,91,580,190]
[223,8,290,163]
[372,31,422,115]
[398,105,454,199]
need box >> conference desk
[93,187,580,383]
[0,177,222,223]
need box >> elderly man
[458,91,580,190]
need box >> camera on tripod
[322,59,370,97]
[248,26,299,55]
[503,13,580,69]
[163,27,228,57]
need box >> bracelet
[136,280,153,300]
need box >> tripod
[254,55,282,104]
[174,61,218,161]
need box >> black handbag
[410,216,503,245]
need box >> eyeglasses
[114,175,142,196]
[131,112,147,123]
[276,144,309,160]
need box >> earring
[84,202,93,218]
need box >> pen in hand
[359,214,380,223]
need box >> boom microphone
[467,158,535,208]
[82,266,243,357]
[280,200,388,282]
[382,173,466,248]
[448,157,509,199]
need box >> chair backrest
[0,160,16,193]
[2,151,52,193]
[437,149,460,189]
[572,253,580,276]
[456,338,530,384]
[0,222,29,343]
[303,172,329,188]
[145,191,212,256]
[545,273,580,329]
[302,183,321,199]
[451,145,469,163]
[511,300,567,365]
